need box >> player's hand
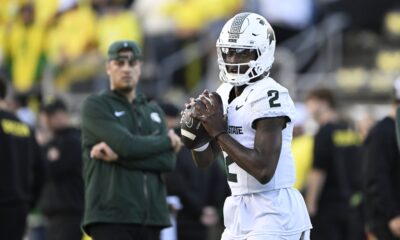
[389,216,400,237]
[181,97,196,125]
[183,97,196,110]
[168,129,182,153]
[191,90,226,138]
[90,142,118,162]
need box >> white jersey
[216,77,296,196]
[216,78,312,238]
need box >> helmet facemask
[216,12,276,86]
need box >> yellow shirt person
[291,103,313,191]
[46,5,96,65]
[6,4,46,93]
[292,133,314,190]
[97,9,143,57]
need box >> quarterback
[187,12,312,239]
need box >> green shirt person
[80,40,181,240]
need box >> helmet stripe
[229,12,251,41]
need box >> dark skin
[188,48,286,184]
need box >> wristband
[214,131,227,141]
[193,142,210,152]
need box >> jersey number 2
[268,90,281,108]
[225,156,238,182]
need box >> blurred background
[1,0,400,239]
[0,0,399,124]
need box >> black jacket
[363,117,400,232]
[313,121,362,210]
[165,146,228,227]
[0,110,44,208]
[39,127,84,216]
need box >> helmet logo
[228,12,251,42]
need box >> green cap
[107,40,143,61]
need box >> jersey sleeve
[249,89,295,125]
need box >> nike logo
[235,89,254,111]
[114,111,125,117]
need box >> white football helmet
[216,12,276,86]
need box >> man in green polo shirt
[80,40,181,240]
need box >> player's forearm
[192,147,214,168]
[192,140,220,168]
[216,133,278,184]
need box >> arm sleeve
[81,96,172,159]
[364,127,399,220]
[249,90,295,127]
[115,103,176,171]
[116,151,176,172]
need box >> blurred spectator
[46,0,96,64]
[363,80,400,240]
[38,98,84,240]
[291,103,314,192]
[135,0,243,93]
[46,0,98,91]
[256,0,315,42]
[165,0,243,91]
[5,2,46,93]
[33,0,59,26]
[96,2,143,57]
[161,102,228,240]
[14,93,37,127]
[0,75,45,240]
[0,0,20,68]
[80,40,180,240]
[133,0,178,84]
[305,88,365,240]
[163,0,243,38]
[133,0,175,42]
[0,1,20,24]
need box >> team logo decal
[228,12,251,42]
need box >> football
[180,99,211,150]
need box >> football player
[187,12,312,240]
